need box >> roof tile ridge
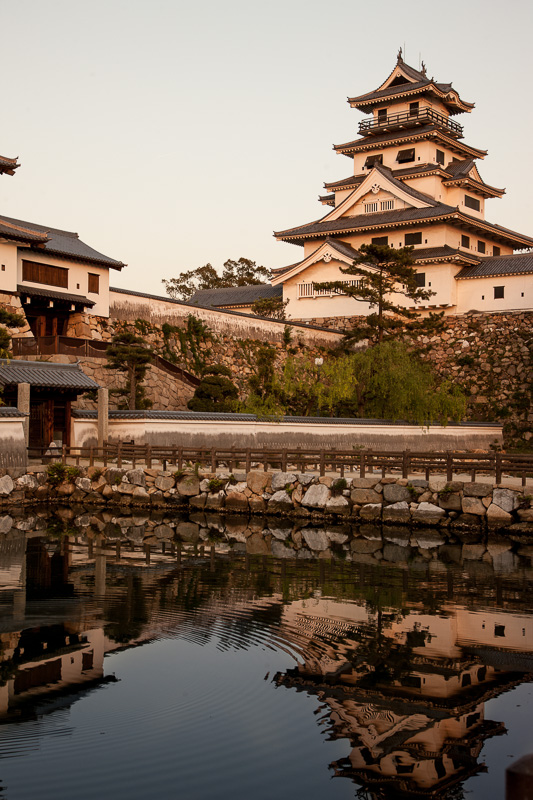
[0,217,48,240]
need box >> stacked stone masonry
[0,466,531,534]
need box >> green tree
[251,296,289,320]
[345,341,466,424]
[163,258,270,301]
[187,365,239,412]
[105,331,154,410]
[316,244,441,343]
[0,308,25,358]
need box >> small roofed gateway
[0,360,99,453]
[272,51,533,321]
[190,284,283,313]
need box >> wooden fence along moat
[32,443,533,485]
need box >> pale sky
[1,0,531,294]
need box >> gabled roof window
[397,148,415,163]
[364,154,383,168]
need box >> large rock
[462,543,485,560]
[246,533,271,555]
[412,502,446,524]
[351,477,381,489]
[16,474,39,491]
[0,515,13,534]
[205,490,225,509]
[302,529,329,551]
[268,490,294,513]
[412,529,446,549]
[117,481,135,495]
[247,470,270,495]
[126,468,146,487]
[351,488,382,505]
[382,543,410,563]
[132,486,150,503]
[438,493,462,511]
[177,476,200,496]
[383,484,411,503]
[75,477,92,493]
[225,492,249,511]
[249,496,266,513]
[271,540,294,559]
[271,472,297,492]
[105,468,126,485]
[176,521,200,542]
[359,504,382,521]
[351,538,382,554]
[518,509,533,522]
[325,496,350,515]
[0,475,14,496]
[462,482,493,498]
[154,524,174,539]
[302,483,330,509]
[296,472,315,487]
[461,497,486,516]
[492,488,521,513]
[486,503,513,527]
[382,501,410,523]
[155,475,175,492]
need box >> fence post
[282,450,287,472]
[89,446,94,467]
[229,446,234,473]
[245,448,251,473]
[446,451,452,482]
[495,451,502,484]
[146,444,152,469]
[319,450,325,477]
[402,450,410,479]
[117,442,122,469]
[178,447,183,470]
[367,448,373,475]
[62,444,67,463]
[360,451,366,479]
[211,448,216,472]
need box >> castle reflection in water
[0,513,532,799]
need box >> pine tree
[105,331,153,410]
[316,244,442,343]
[187,365,238,412]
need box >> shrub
[331,477,348,496]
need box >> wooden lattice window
[88,273,100,294]
[22,260,68,288]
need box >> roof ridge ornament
[397,46,403,63]
[421,60,427,76]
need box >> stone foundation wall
[0,465,530,533]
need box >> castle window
[371,236,388,246]
[409,101,419,117]
[465,194,481,211]
[377,108,388,122]
[477,241,486,254]
[494,624,505,637]
[364,154,383,169]
[380,200,394,211]
[461,235,470,249]
[493,246,501,256]
[22,260,68,289]
[415,272,426,287]
[364,202,378,213]
[88,273,100,294]
[436,149,445,165]
[397,148,415,163]
[405,231,422,246]
[494,286,504,299]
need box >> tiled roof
[275,203,457,240]
[0,215,125,269]
[0,359,99,389]
[0,219,48,243]
[189,283,282,307]
[455,253,533,279]
[445,159,475,178]
[324,164,442,192]
[0,406,25,417]
[17,284,96,307]
[109,287,339,334]
[0,155,20,175]
[333,126,487,157]
[71,408,500,427]
[411,246,480,263]
[373,164,439,205]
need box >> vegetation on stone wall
[187,365,239,412]
[105,331,154,410]
[0,308,25,358]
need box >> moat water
[0,510,532,799]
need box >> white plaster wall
[72,416,503,452]
[0,417,27,468]
[456,610,533,652]
[109,289,343,347]
[0,242,19,293]
[455,274,532,313]
[17,252,110,317]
